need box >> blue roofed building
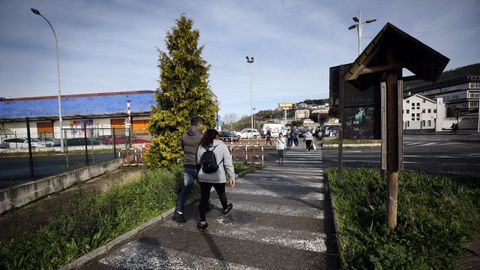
[0,90,156,139]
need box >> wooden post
[338,65,345,185]
[386,69,402,230]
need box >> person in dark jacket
[172,117,204,223]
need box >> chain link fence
[0,118,150,189]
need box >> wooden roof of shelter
[344,23,449,83]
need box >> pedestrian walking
[304,129,314,152]
[265,129,272,146]
[276,132,286,165]
[290,127,298,147]
[286,128,292,147]
[196,129,236,230]
[172,117,205,223]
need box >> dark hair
[191,116,204,126]
[200,129,219,147]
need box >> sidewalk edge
[325,173,344,270]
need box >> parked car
[220,131,240,142]
[239,128,260,139]
[65,138,107,146]
[0,138,47,149]
[324,126,339,137]
[42,138,60,147]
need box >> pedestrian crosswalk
[85,148,333,269]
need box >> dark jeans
[306,140,313,151]
[277,149,284,163]
[175,167,197,213]
[199,182,228,221]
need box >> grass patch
[326,168,480,269]
[0,162,255,269]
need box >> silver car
[0,138,47,149]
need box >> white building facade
[403,94,440,131]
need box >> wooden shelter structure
[343,22,449,229]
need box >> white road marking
[99,241,261,270]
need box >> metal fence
[0,118,150,189]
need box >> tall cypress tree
[146,16,218,168]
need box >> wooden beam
[359,62,406,76]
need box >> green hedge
[326,168,480,269]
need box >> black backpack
[200,145,222,174]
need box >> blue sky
[1,0,479,119]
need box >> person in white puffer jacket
[196,129,236,230]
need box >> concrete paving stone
[222,201,324,220]
[139,226,325,269]
[168,204,324,233]
[97,240,262,270]
[160,214,326,253]
[226,192,324,210]
[231,182,324,196]
[237,178,324,188]
[226,186,324,201]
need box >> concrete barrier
[0,158,123,215]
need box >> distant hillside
[405,63,480,89]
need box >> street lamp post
[246,56,254,130]
[348,11,376,56]
[31,8,64,152]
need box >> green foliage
[326,168,480,269]
[0,166,183,270]
[147,15,218,168]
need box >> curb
[324,173,344,269]
[60,168,254,270]
[323,143,381,148]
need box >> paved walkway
[82,145,339,269]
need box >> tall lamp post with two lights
[31,8,64,152]
[348,11,376,56]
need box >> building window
[428,109,431,113]
[406,121,410,128]
[428,120,431,126]
[423,99,426,103]
[417,103,420,107]
[411,113,415,118]
[406,100,410,103]
[470,82,480,89]
[422,109,425,113]
[434,109,437,113]
[406,109,409,113]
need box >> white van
[239,128,260,139]
[262,123,285,137]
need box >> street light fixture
[31,8,64,152]
[246,56,254,130]
[348,11,376,55]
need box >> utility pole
[246,56,254,130]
